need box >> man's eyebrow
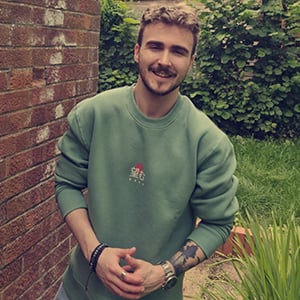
[145,41,190,55]
[145,40,163,47]
[171,45,190,55]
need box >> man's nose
[158,50,171,66]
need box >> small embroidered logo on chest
[129,163,145,186]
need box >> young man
[54,4,239,300]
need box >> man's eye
[173,49,187,56]
[149,45,160,50]
[175,50,184,55]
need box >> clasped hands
[96,246,165,299]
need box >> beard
[138,64,186,97]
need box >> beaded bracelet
[89,243,109,272]
[85,243,109,290]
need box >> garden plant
[200,211,300,300]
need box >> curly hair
[137,4,200,55]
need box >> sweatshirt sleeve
[188,134,239,258]
[54,104,91,218]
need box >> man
[54,4,239,300]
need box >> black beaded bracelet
[85,243,109,291]
[89,243,109,272]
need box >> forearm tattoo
[169,240,205,276]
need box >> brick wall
[0,0,100,299]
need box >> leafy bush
[201,211,300,300]
[182,0,300,138]
[98,0,300,138]
[98,0,138,92]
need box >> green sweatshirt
[55,85,239,300]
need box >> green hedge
[98,0,138,92]
[99,0,300,138]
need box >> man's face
[134,22,195,97]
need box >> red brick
[32,6,47,26]
[45,0,67,10]
[10,25,34,47]
[0,89,32,114]
[90,15,100,31]
[0,201,7,225]
[0,109,32,137]
[4,219,46,265]
[59,48,89,65]
[7,150,33,176]
[46,64,97,84]
[62,0,80,12]
[23,165,43,190]
[1,263,40,300]
[0,24,11,47]
[234,227,253,256]
[217,226,253,257]
[8,0,46,7]
[0,114,10,136]
[32,48,58,66]
[0,48,32,68]
[64,12,98,31]
[0,69,10,91]
[53,82,77,101]
[0,216,26,247]
[0,158,7,181]
[43,139,59,158]
[46,28,78,47]
[5,186,44,221]
[79,1,100,15]
[0,258,22,290]
[23,232,57,270]
[0,2,33,25]
[42,180,56,200]
[0,131,29,158]
[42,210,64,234]
[76,30,99,47]
[9,68,33,90]
[39,239,69,273]
[33,67,46,82]
[76,77,98,96]
[25,198,57,229]
[44,280,63,300]
[56,223,72,245]
[0,173,25,203]
[21,259,66,300]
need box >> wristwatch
[160,261,177,290]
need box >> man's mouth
[151,68,176,79]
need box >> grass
[231,136,300,225]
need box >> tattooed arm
[169,240,206,276]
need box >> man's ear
[189,55,195,70]
[134,44,140,63]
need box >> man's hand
[123,254,165,298]
[96,246,145,299]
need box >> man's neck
[133,80,179,118]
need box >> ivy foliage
[98,0,139,93]
[99,0,300,138]
[182,0,300,138]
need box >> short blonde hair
[137,4,200,55]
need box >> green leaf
[237,60,246,68]
[294,104,300,113]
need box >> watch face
[165,276,177,290]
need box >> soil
[182,254,240,299]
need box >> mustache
[150,65,176,77]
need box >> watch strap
[160,261,177,290]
